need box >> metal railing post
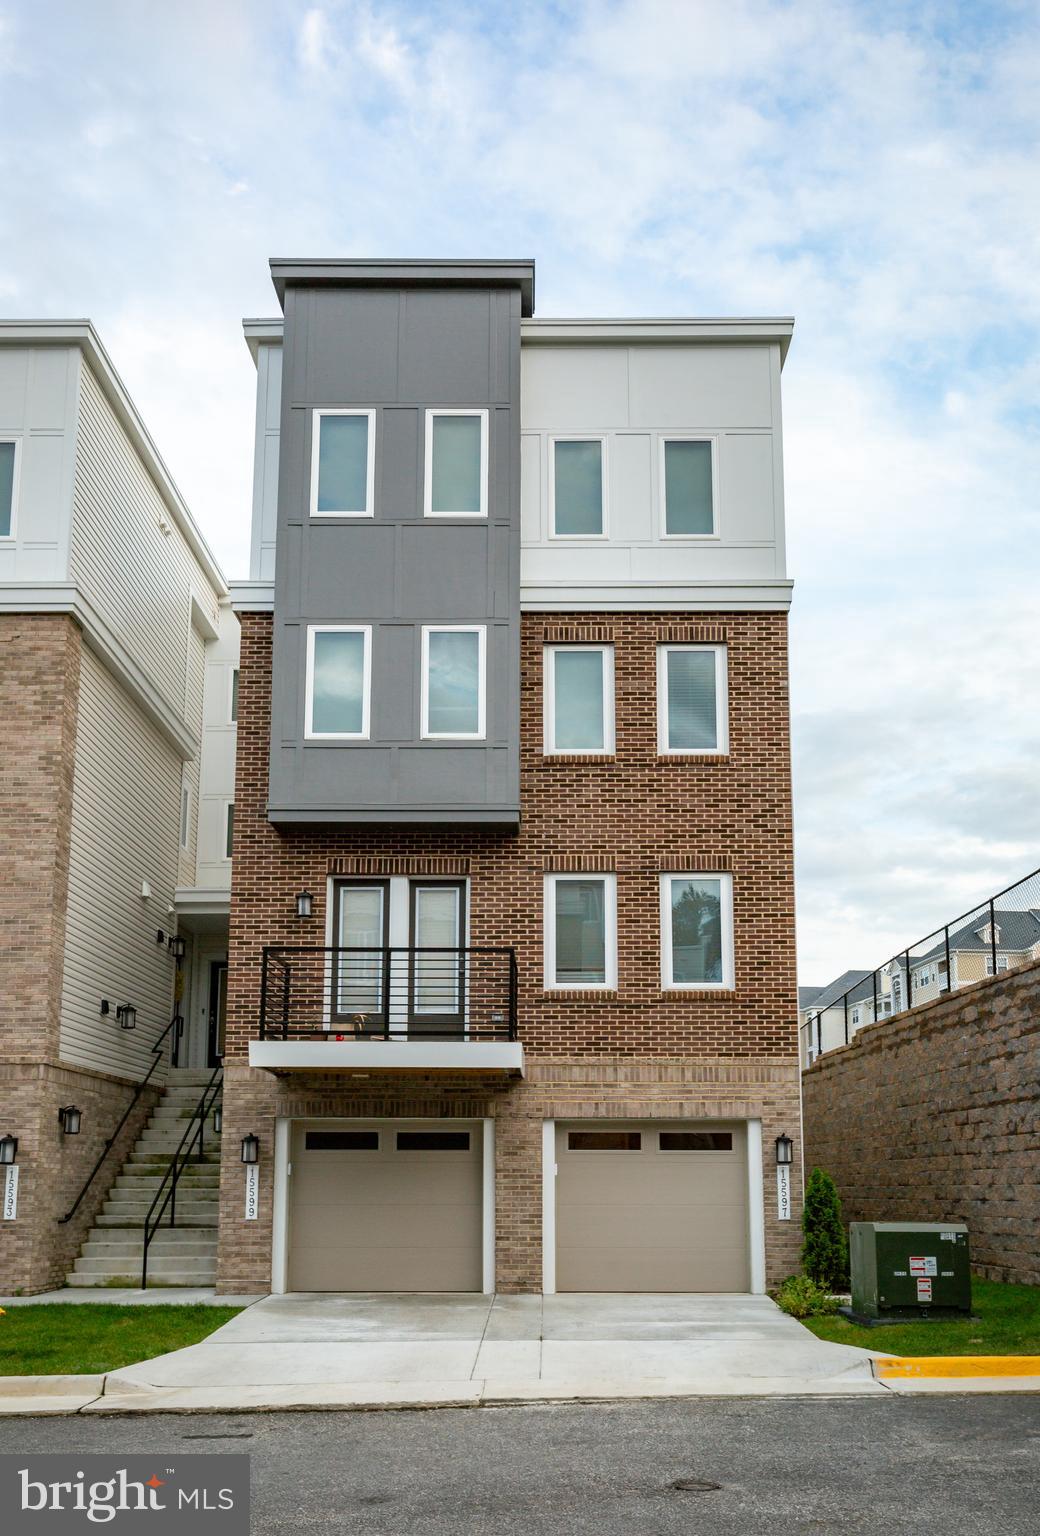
[382,949,392,1038]
[259,949,269,1041]
[904,950,911,1012]
[944,925,952,992]
[843,991,849,1045]
[281,964,290,1041]
[989,899,998,977]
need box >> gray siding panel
[269,281,523,823]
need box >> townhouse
[0,322,236,1293]
[218,259,801,1296]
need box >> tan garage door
[289,1120,483,1291]
[555,1121,749,1292]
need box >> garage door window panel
[396,1131,472,1152]
[659,1131,733,1151]
[567,1130,641,1151]
[304,1131,380,1151]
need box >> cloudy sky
[3,0,1038,982]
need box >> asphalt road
[1,1397,1038,1535]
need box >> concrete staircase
[67,1069,222,1288]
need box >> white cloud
[4,0,1038,982]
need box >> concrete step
[113,1174,220,1192]
[73,1252,217,1277]
[96,1212,217,1228]
[66,1272,213,1288]
[80,1236,217,1259]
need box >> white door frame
[272,1115,495,1295]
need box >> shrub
[802,1167,849,1288]
[773,1274,840,1319]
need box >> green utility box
[849,1222,971,1321]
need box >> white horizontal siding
[59,647,181,1079]
[69,363,221,727]
[179,621,205,887]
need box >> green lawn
[0,1304,242,1376]
[802,1279,1040,1357]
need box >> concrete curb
[875,1356,1040,1381]
[0,1374,106,1397]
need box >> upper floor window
[424,410,488,517]
[305,625,372,739]
[551,437,606,537]
[661,438,715,537]
[660,873,733,989]
[421,625,486,739]
[0,440,18,539]
[544,645,614,754]
[229,667,239,724]
[310,409,375,518]
[657,644,728,755]
[545,873,617,989]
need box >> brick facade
[217,609,802,1293]
[0,615,163,1294]
[802,961,1040,1285]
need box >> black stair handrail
[58,1011,185,1226]
[140,1063,223,1289]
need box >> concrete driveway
[94,1292,884,1410]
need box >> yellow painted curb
[875,1356,1040,1379]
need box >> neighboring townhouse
[0,322,238,1293]
[219,258,801,1297]
[800,969,872,1064]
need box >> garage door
[289,1120,483,1291]
[555,1121,749,1292]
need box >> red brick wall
[803,962,1040,1285]
[217,609,802,1292]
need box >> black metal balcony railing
[259,946,519,1041]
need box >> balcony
[249,946,523,1075]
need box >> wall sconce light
[156,929,166,945]
[116,1004,137,1031]
[168,935,186,961]
[240,1134,259,1165]
[295,890,314,920]
[58,1105,82,1135]
[0,1134,18,1165]
[212,1105,223,1135]
[775,1133,794,1166]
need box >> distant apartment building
[0,323,237,1293]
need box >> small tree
[801,1167,848,1289]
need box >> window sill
[542,988,620,1000]
[656,753,731,764]
[656,988,734,1000]
[541,753,617,763]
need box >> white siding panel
[0,344,79,583]
[178,621,205,887]
[69,363,220,727]
[628,345,773,429]
[250,343,282,582]
[59,648,181,1080]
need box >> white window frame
[656,644,729,756]
[658,433,719,540]
[304,624,372,740]
[548,434,609,540]
[423,408,489,518]
[543,872,618,991]
[228,666,239,725]
[659,872,734,991]
[223,800,234,861]
[420,624,487,740]
[0,436,21,541]
[179,781,191,850]
[309,408,376,518]
[543,644,615,755]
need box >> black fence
[802,865,1040,1062]
[260,945,519,1041]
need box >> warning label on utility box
[916,1278,933,1301]
[909,1255,937,1277]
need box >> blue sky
[2,0,1038,981]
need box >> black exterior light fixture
[212,1104,223,1135]
[0,1134,18,1165]
[295,890,314,920]
[240,1133,259,1165]
[168,934,187,962]
[775,1133,794,1166]
[116,1003,137,1031]
[58,1105,82,1135]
